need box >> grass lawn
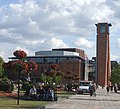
[57,91,76,98]
[0,97,52,109]
[0,91,75,109]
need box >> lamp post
[17,68,21,105]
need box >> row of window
[28,57,80,64]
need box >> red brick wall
[96,23,111,86]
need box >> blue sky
[0,0,120,62]
[0,0,18,5]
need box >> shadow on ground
[69,97,119,101]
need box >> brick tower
[95,23,112,87]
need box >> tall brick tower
[95,23,112,87]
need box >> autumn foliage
[27,60,38,71]
[45,64,59,77]
[50,64,59,70]
[3,50,38,72]
[13,50,27,59]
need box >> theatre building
[8,48,86,83]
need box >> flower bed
[0,91,18,97]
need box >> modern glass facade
[27,56,82,64]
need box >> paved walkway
[45,88,120,109]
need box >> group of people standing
[89,81,97,97]
[29,85,55,101]
[106,84,118,93]
[88,80,119,97]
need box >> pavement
[45,88,120,109]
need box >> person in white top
[29,86,37,99]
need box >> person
[110,85,113,92]
[114,84,118,93]
[37,85,46,100]
[106,85,110,93]
[93,82,97,97]
[89,82,94,96]
[46,87,55,101]
[29,86,37,99]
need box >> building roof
[9,55,85,61]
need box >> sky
[0,0,120,62]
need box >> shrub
[22,82,33,96]
[0,77,14,92]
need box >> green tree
[110,64,120,84]
[53,75,62,84]
[40,73,46,83]
[0,57,4,77]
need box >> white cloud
[118,38,120,48]
[110,54,119,61]
[49,37,68,48]
[0,0,113,41]
[0,0,120,61]
[0,51,5,61]
[40,37,68,50]
[14,46,34,56]
[74,38,94,48]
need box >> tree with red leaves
[43,64,63,85]
[3,50,38,73]
[51,64,59,70]
[3,50,38,105]
[45,64,59,77]
[13,50,27,59]
[27,60,38,72]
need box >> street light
[17,67,21,105]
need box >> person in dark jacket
[37,85,46,100]
[89,82,94,96]
[114,84,118,93]
[106,85,110,93]
[46,87,55,101]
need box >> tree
[64,71,72,84]
[0,57,4,77]
[110,64,120,84]
[53,75,62,84]
[42,64,62,85]
[3,50,38,105]
[3,50,38,81]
